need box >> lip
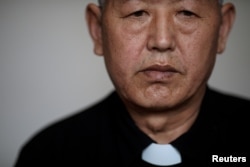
[143,64,178,72]
[140,64,179,81]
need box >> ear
[86,3,103,56]
[217,3,236,54]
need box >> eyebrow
[110,0,221,8]
[113,0,221,4]
[120,0,183,3]
[116,0,184,5]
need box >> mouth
[140,64,179,81]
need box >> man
[15,0,249,166]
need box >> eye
[129,10,147,18]
[179,10,197,17]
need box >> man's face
[92,0,233,111]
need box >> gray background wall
[0,0,249,167]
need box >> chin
[136,98,176,112]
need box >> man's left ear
[217,3,236,54]
[86,3,103,56]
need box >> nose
[147,14,176,52]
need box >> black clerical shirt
[14,87,249,167]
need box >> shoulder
[205,87,250,111]
[201,87,250,137]
[28,91,120,142]
[34,91,116,137]
[15,91,120,166]
[203,87,250,129]
[197,88,250,153]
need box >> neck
[127,88,206,144]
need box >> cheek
[180,30,217,82]
[107,28,146,70]
[103,26,146,84]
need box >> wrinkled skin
[86,0,235,143]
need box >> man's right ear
[86,4,103,56]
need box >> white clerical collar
[142,143,182,166]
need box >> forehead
[103,0,221,14]
[107,0,218,6]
